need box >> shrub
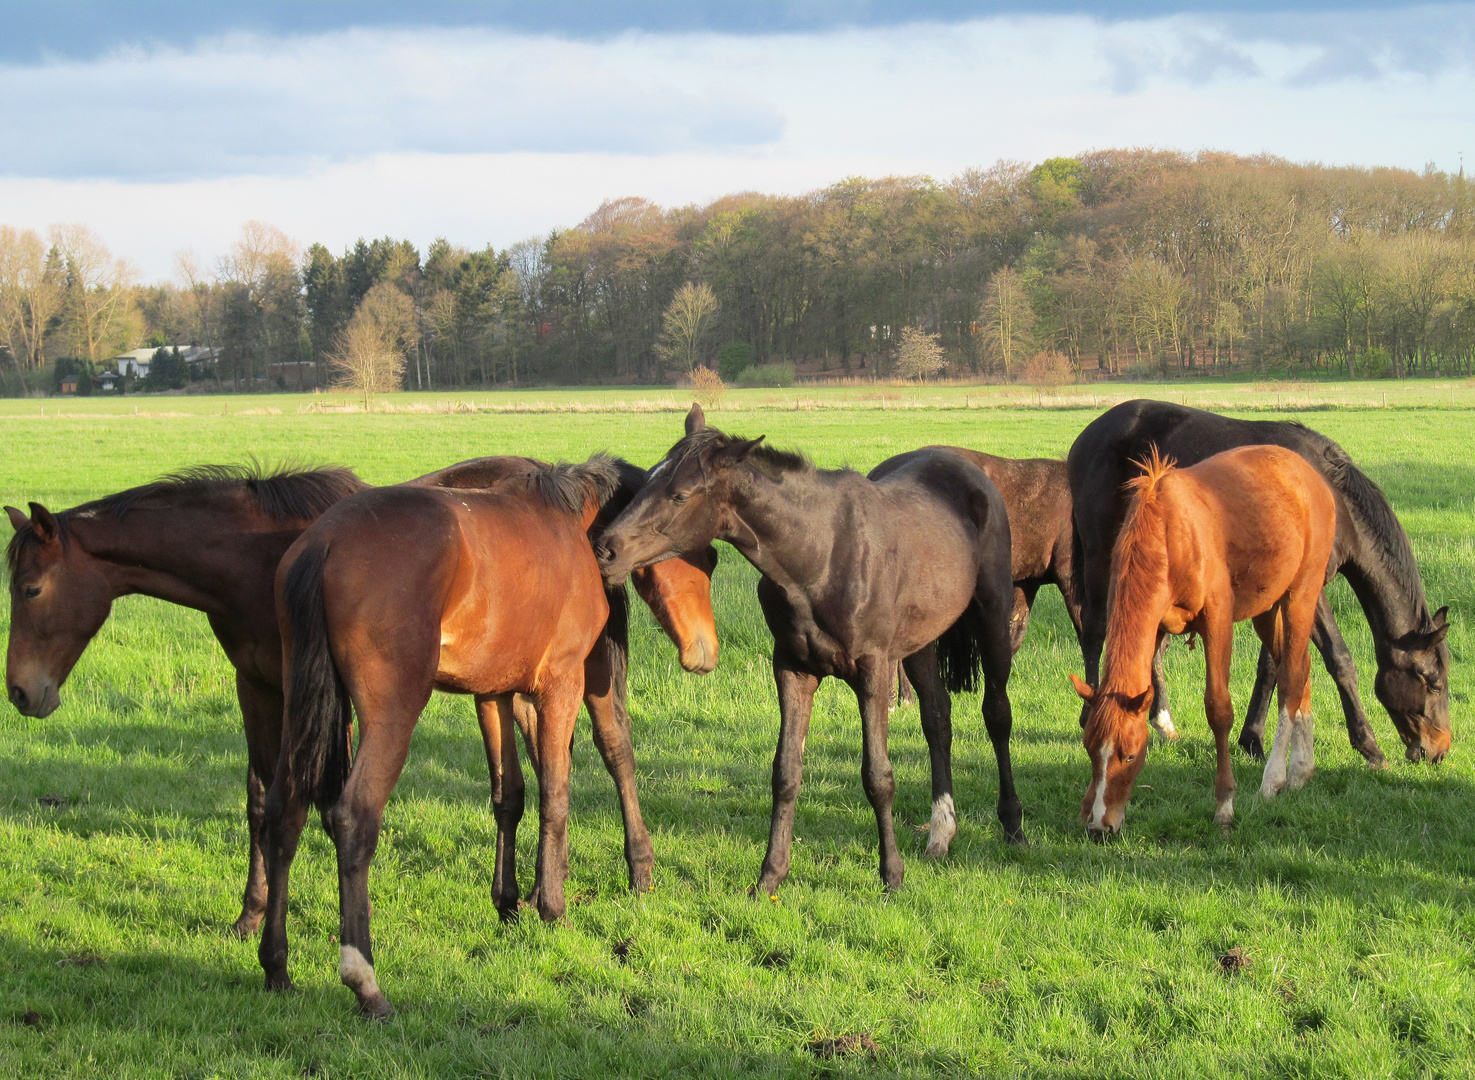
[686,365,727,407]
[717,342,754,381]
[1355,347,1392,379]
[1021,350,1075,388]
[736,363,795,388]
[896,327,946,381]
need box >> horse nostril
[8,684,27,710]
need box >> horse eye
[1123,753,1137,764]
[670,491,690,504]
[22,585,41,599]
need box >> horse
[257,454,712,1019]
[1072,445,1337,835]
[5,458,717,939]
[596,404,1022,899]
[1069,399,1450,766]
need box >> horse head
[632,545,720,674]
[1376,605,1451,763]
[1071,673,1151,835]
[6,503,114,718]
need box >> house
[59,376,79,394]
[112,345,220,379]
[96,372,120,392]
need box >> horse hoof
[230,914,263,940]
[1239,738,1266,762]
[629,867,654,894]
[358,994,394,1022]
[1365,753,1388,770]
[264,972,296,994]
[924,840,950,859]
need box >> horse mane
[7,462,366,576]
[1319,441,1427,615]
[526,452,623,516]
[666,427,812,480]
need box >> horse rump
[281,543,352,812]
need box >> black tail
[936,600,988,695]
[282,543,352,812]
[604,582,631,705]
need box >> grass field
[2,384,1472,1078]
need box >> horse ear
[4,505,28,534]
[685,403,706,435]
[27,502,57,543]
[1122,688,1152,713]
[1423,606,1450,646]
[1069,673,1095,702]
[735,436,765,460]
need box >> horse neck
[722,467,846,596]
[1098,500,1172,698]
[67,497,293,615]
[1338,502,1430,647]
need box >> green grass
[2,391,1473,1078]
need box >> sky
[1,1,1471,278]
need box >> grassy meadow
[1,382,1473,1078]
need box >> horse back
[928,447,1069,583]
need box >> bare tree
[895,326,946,381]
[331,280,418,408]
[0,227,58,373]
[979,266,1034,377]
[656,281,719,370]
[51,224,136,363]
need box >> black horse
[597,404,1022,896]
[1069,400,1450,767]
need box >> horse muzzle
[679,635,718,675]
[8,679,59,718]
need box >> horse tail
[936,600,988,695]
[1125,444,1176,502]
[603,581,631,703]
[282,542,352,813]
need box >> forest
[1,148,1472,394]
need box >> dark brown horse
[259,455,706,1018]
[5,458,716,939]
[1073,446,1337,834]
[1070,400,1450,766]
[597,405,1022,898]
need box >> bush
[685,365,727,407]
[717,342,754,381]
[50,357,94,396]
[143,347,189,392]
[1021,350,1075,388]
[735,362,795,388]
[1354,347,1392,379]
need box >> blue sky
[1,1,1469,276]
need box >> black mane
[7,462,366,576]
[1320,442,1427,615]
[666,427,812,480]
[527,452,623,516]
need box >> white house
[111,345,219,379]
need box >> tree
[51,224,136,364]
[0,228,64,384]
[655,282,719,370]
[979,266,1034,376]
[330,281,418,408]
[895,326,946,381]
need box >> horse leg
[233,674,281,939]
[903,645,955,858]
[257,766,310,995]
[1075,540,1111,727]
[1255,608,1294,799]
[894,664,916,709]
[755,654,820,897]
[477,694,525,918]
[1311,595,1386,769]
[1281,591,1321,791]
[853,661,903,890]
[1009,583,1038,654]
[582,642,655,893]
[976,582,1026,845]
[1148,631,1178,740]
[525,679,584,922]
[1239,646,1277,761]
[1201,614,1237,828]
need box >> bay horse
[1070,399,1450,767]
[259,454,709,1018]
[5,458,716,939]
[1072,445,1337,834]
[597,405,1021,899]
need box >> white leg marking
[1089,742,1112,830]
[1149,709,1178,740]
[925,793,957,857]
[1214,793,1235,827]
[1286,712,1316,790]
[1260,707,1292,799]
[339,945,381,999]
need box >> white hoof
[924,794,957,858]
[1149,710,1178,740]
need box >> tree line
[2,148,1472,395]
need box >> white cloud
[0,10,1470,277]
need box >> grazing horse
[1070,399,1450,766]
[1072,446,1337,835]
[597,405,1022,898]
[260,455,704,1019]
[4,459,716,938]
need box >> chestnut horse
[259,455,698,1018]
[597,405,1021,899]
[5,458,716,938]
[1071,445,1337,835]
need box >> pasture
[2,385,1472,1078]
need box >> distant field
[1,388,1472,1078]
